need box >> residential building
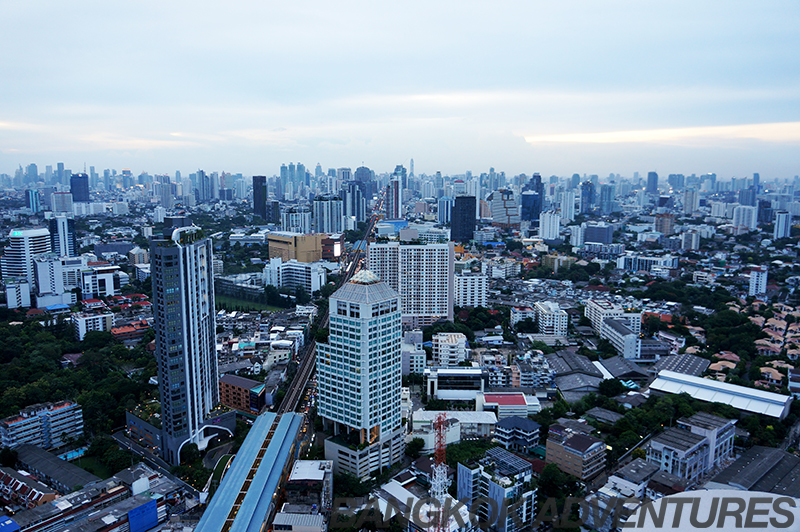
[545,424,606,481]
[268,232,323,263]
[684,188,699,214]
[14,444,101,495]
[560,190,575,221]
[457,447,536,532]
[495,416,540,453]
[616,253,678,273]
[281,206,312,233]
[0,467,57,509]
[312,194,344,233]
[127,246,149,265]
[539,210,561,240]
[5,277,31,309]
[582,222,613,244]
[774,210,792,239]
[438,196,453,224]
[71,311,114,341]
[284,460,333,511]
[452,196,477,243]
[732,205,758,231]
[510,306,536,328]
[585,299,642,335]
[386,178,402,220]
[368,241,454,327]
[680,231,700,250]
[218,374,266,414]
[410,411,497,454]
[541,253,576,273]
[151,223,220,466]
[317,270,404,478]
[654,213,675,235]
[0,401,84,450]
[432,332,468,367]
[534,301,568,336]
[750,266,768,296]
[454,272,487,308]
[262,257,327,294]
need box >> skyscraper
[70,173,90,203]
[253,175,267,220]
[580,181,595,214]
[49,216,77,257]
[520,191,542,223]
[684,188,699,214]
[646,172,659,195]
[489,189,520,229]
[312,194,344,234]
[774,211,791,240]
[342,181,366,223]
[560,190,575,222]
[599,184,613,215]
[393,164,408,190]
[367,241,454,328]
[0,227,51,288]
[539,211,562,240]
[386,179,402,220]
[151,223,220,466]
[318,269,404,478]
[25,189,41,214]
[451,196,476,243]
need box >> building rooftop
[678,411,733,432]
[709,446,800,497]
[481,447,533,477]
[651,427,707,451]
[16,444,101,492]
[651,354,710,377]
[614,458,659,484]
[585,407,624,425]
[483,393,527,406]
[650,370,793,419]
[496,416,540,432]
[289,460,331,482]
[219,373,263,390]
[411,410,497,425]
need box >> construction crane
[431,412,451,532]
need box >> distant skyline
[2,1,798,178]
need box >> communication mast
[431,412,450,532]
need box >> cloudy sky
[2,1,799,179]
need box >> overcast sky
[2,1,799,179]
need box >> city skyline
[1,2,798,177]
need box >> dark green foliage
[0,447,17,467]
[515,318,537,333]
[405,438,424,459]
[598,379,626,397]
[423,321,475,343]
[334,472,374,497]
[86,435,137,473]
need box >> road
[112,430,201,498]
[276,210,380,416]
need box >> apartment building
[545,424,606,481]
[454,272,487,308]
[432,332,468,367]
[0,401,84,450]
[71,310,114,341]
[534,301,568,336]
[584,299,642,335]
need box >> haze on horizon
[1,1,799,179]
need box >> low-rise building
[425,367,487,401]
[0,401,84,450]
[71,310,114,341]
[432,332,468,367]
[475,392,540,419]
[545,424,606,481]
[534,301,568,336]
[219,374,266,414]
[494,416,540,453]
[646,427,708,485]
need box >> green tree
[405,438,425,459]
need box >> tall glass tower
[151,223,218,465]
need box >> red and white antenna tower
[431,413,450,532]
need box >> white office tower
[432,332,468,366]
[732,205,758,231]
[386,179,402,220]
[312,194,343,234]
[368,241,454,327]
[774,211,792,240]
[560,190,575,221]
[151,224,219,466]
[318,270,404,478]
[684,188,700,214]
[539,211,561,240]
[1,228,51,289]
[749,266,768,297]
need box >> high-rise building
[368,241,454,328]
[733,205,758,231]
[282,207,312,234]
[0,227,51,288]
[56,162,65,185]
[560,190,575,222]
[264,200,281,224]
[312,194,343,234]
[342,181,366,223]
[386,179,402,220]
[353,166,375,199]
[317,270,404,478]
[26,163,38,184]
[580,181,595,214]
[599,184,613,215]
[774,211,791,240]
[520,191,542,223]
[749,266,768,297]
[151,223,220,465]
[49,216,77,257]
[51,192,74,214]
[539,211,562,240]
[646,172,659,195]
[489,189,520,229]
[393,164,408,190]
[684,188,699,214]
[738,187,757,207]
[25,189,41,214]
[70,173,90,202]
[253,175,267,219]
[654,213,675,236]
[451,196,476,243]
[438,196,453,224]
